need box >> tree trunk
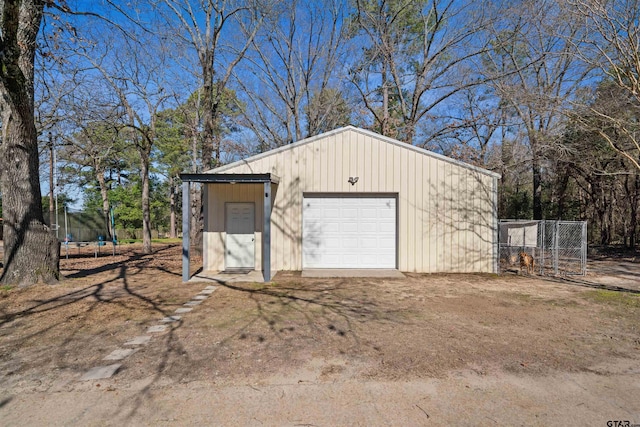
[532,156,543,220]
[169,175,177,239]
[555,166,570,219]
[48,138,55,229]
[213,131,221,164]
[96,169,112,239]
[140,147,152,253]
[0,0,60,286]
[404,121,416,144]
[0,109,60,286]
[606,187,614,245]
[381,62,389,137]
[596,185,610,245]
[201,56,215,171]
[632,174,640,248]
[191,57,215,258]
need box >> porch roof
[180,173,280,185]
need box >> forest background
[1,0,639,282]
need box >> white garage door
[302,196,396,269]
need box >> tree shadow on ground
[202,277,408,357]
[64,245,181,279]
[108,275,401,422]
[540,274,640,294]
[0,245,181,326]
[0,244,193,420]
[0,249,408,423]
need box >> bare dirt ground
[1,243,639,425]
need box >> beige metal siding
[205,127,497,273]
[203,183,264,271]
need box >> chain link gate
[499,220,587,276]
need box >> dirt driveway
[1,243,639,425]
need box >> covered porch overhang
[179,173,280,283]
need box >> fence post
[540,220,545,275]
[553,221,560,276]
[582,221,587,275]
[499,220,586,277]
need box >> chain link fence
[499,220,587,276]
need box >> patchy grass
[118,238,183,244]
[502,291,534,302]
[582,289,640,308]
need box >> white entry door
[302,196,396,269]
[225,203,255,270]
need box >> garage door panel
[303,196,397,269]
[324,208,341,218]
[323,223,340,233]
[379,237,396,247]
[378,222,396,233]
[360,208,377,218]
[342,239,359,249]
[359,237,379,249]
[379,208,395,218]
[340,221,358,231]
[304,208,323,218]
[359,222,378,232]
[324,239,342,249]
[342,208,358,217]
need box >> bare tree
[57,82,125,239]
[154,0,265,251]
[568,0,640,171]
[0,1,60,286]
[76,26,174,253]
[482,0,592,219]
[426,86,509,167]
[236,0,348,147]
[157,0,265,167]
[348,0,494,143]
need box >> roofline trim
[180,173,280,184]
[209,126,501,179]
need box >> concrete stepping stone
[160,315,182,323]
[104,348,138,361]
[80,364,121,381]
[200,289,216,295]
[184,300,202,306]
[175,307,193,314]
[147,325,168,333]
[193,295,208,300]
[204,286,217,291]
[124,335,152,346]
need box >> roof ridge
[208,126,500,179]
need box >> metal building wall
[203,127,499,273]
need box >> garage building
[181,126,500,281]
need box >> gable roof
[209,126,501,179]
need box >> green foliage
[500,189,532,220]
[110,183,143,231]
[83,175,171,235]
[41,194,74,213]
[59,120,137,190]
[155,86,243,174]
[155,106,194,177]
